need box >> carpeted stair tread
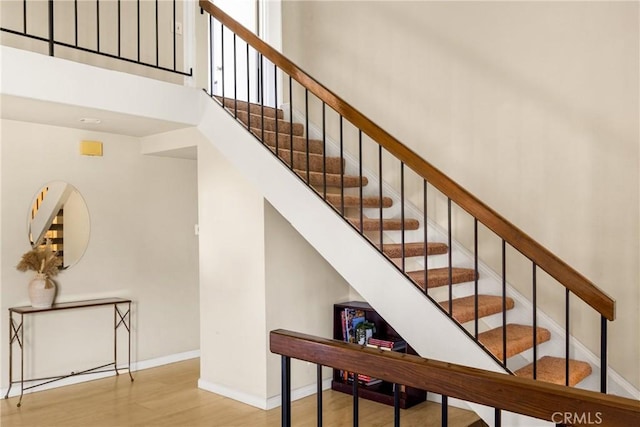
[270,147,344,174]
[326,194,393,209]
[514,356,592,386]
[236,110,304,136]
[439,295,515,324]
[216,96,283,119]
[253,129,324,154]
[407,267,478,290]
[380,242,448,258]
[295,170,368,188]
[347,217,420,231]
[478,324,551,360]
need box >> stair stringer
[198,95,549,427]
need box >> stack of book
[366,337,407,352]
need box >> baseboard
[198,377,333,410]
[1,349,200,398]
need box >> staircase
[217,96,593,388]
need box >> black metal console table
[3,297,133,407]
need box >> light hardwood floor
[1,359,484,427]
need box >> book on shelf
[342,308,366,343]
[366,337,407,351]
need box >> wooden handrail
[200,0,615,321]
[270,330,639,426]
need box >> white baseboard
[198,377,333,410]
[1,349,200,398]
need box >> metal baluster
[221,24,225,100]
[247,43,251,131]
[23,0,27,34]
[281,356,291,427]
[75,0,79,47]
[340,116,344,215]
[533,263,537,379]
[441,395,448,427]
[155,0,159,66]
[274,65,279,157]
[393,383,400,427]
[378,146,383,247]
[289,76,293,169]
[116,0,120,55]
[96,0,100,52]
[400,163,405,272]
[305,89,310,184]
[447,198,452,316]
[260,55,265,141]
[233,34,237,117]
[502,239,507,367]
[209,16,213,95]
[352,376,359,427]
[137,0,140,62]
[358,131,363,234]
[565,289,570,386]
[601,316,607,393]
[173,0,176,71]
[474,219,479,338]
[322,102,326,198]
[495,408,501,427]
[48,0,54,56]
[317,364,323,427]
[423,180,428,295]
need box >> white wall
[282,0,640,390]
[0,119,200,388]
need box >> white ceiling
[1,94,192,138]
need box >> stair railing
[200,0,615,392]
[0,0,192,76]
[271,330,639,427]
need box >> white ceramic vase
[28,273,56,308]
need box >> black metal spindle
[289,76,293,169]
[281,356,291,427]
[172,0,176,71]
[233,34,237,117]
[116,0,120,55]
[393,384,400,427]
[340,116,345,215]
[48,0,54,56]
[600,315,607,393]
[247,43,251,131]
[305,89,310,184]
[322,102,327,198]
[260,55,265,141]
[502,239,507,367]
[208,16,213,95]
[137,0,140,62]
[423,180,429,295]
[352,376,359,427]
[221,25,225,100]
[378,146,383,247]
[400,163,405,272]
[274,64,279,157]
[565,288,570,386]
[447,198,453,315]
[474,219,479,338]
[96,0,100,52]
[75,0,79,47]
[155,0,159,66]
[533,263,537,379]
[317,364,323,427]
[495,408,502,427]
[23,0,27,34]
[441,395,448,427]
[358,131,363,234]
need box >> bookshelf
[331,301,427,409]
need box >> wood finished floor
[1,359,483,427]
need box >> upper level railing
[271,330,639,427]
[0,0,192,77]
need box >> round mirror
[28,181,90,269]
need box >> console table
[3,297,133,407]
